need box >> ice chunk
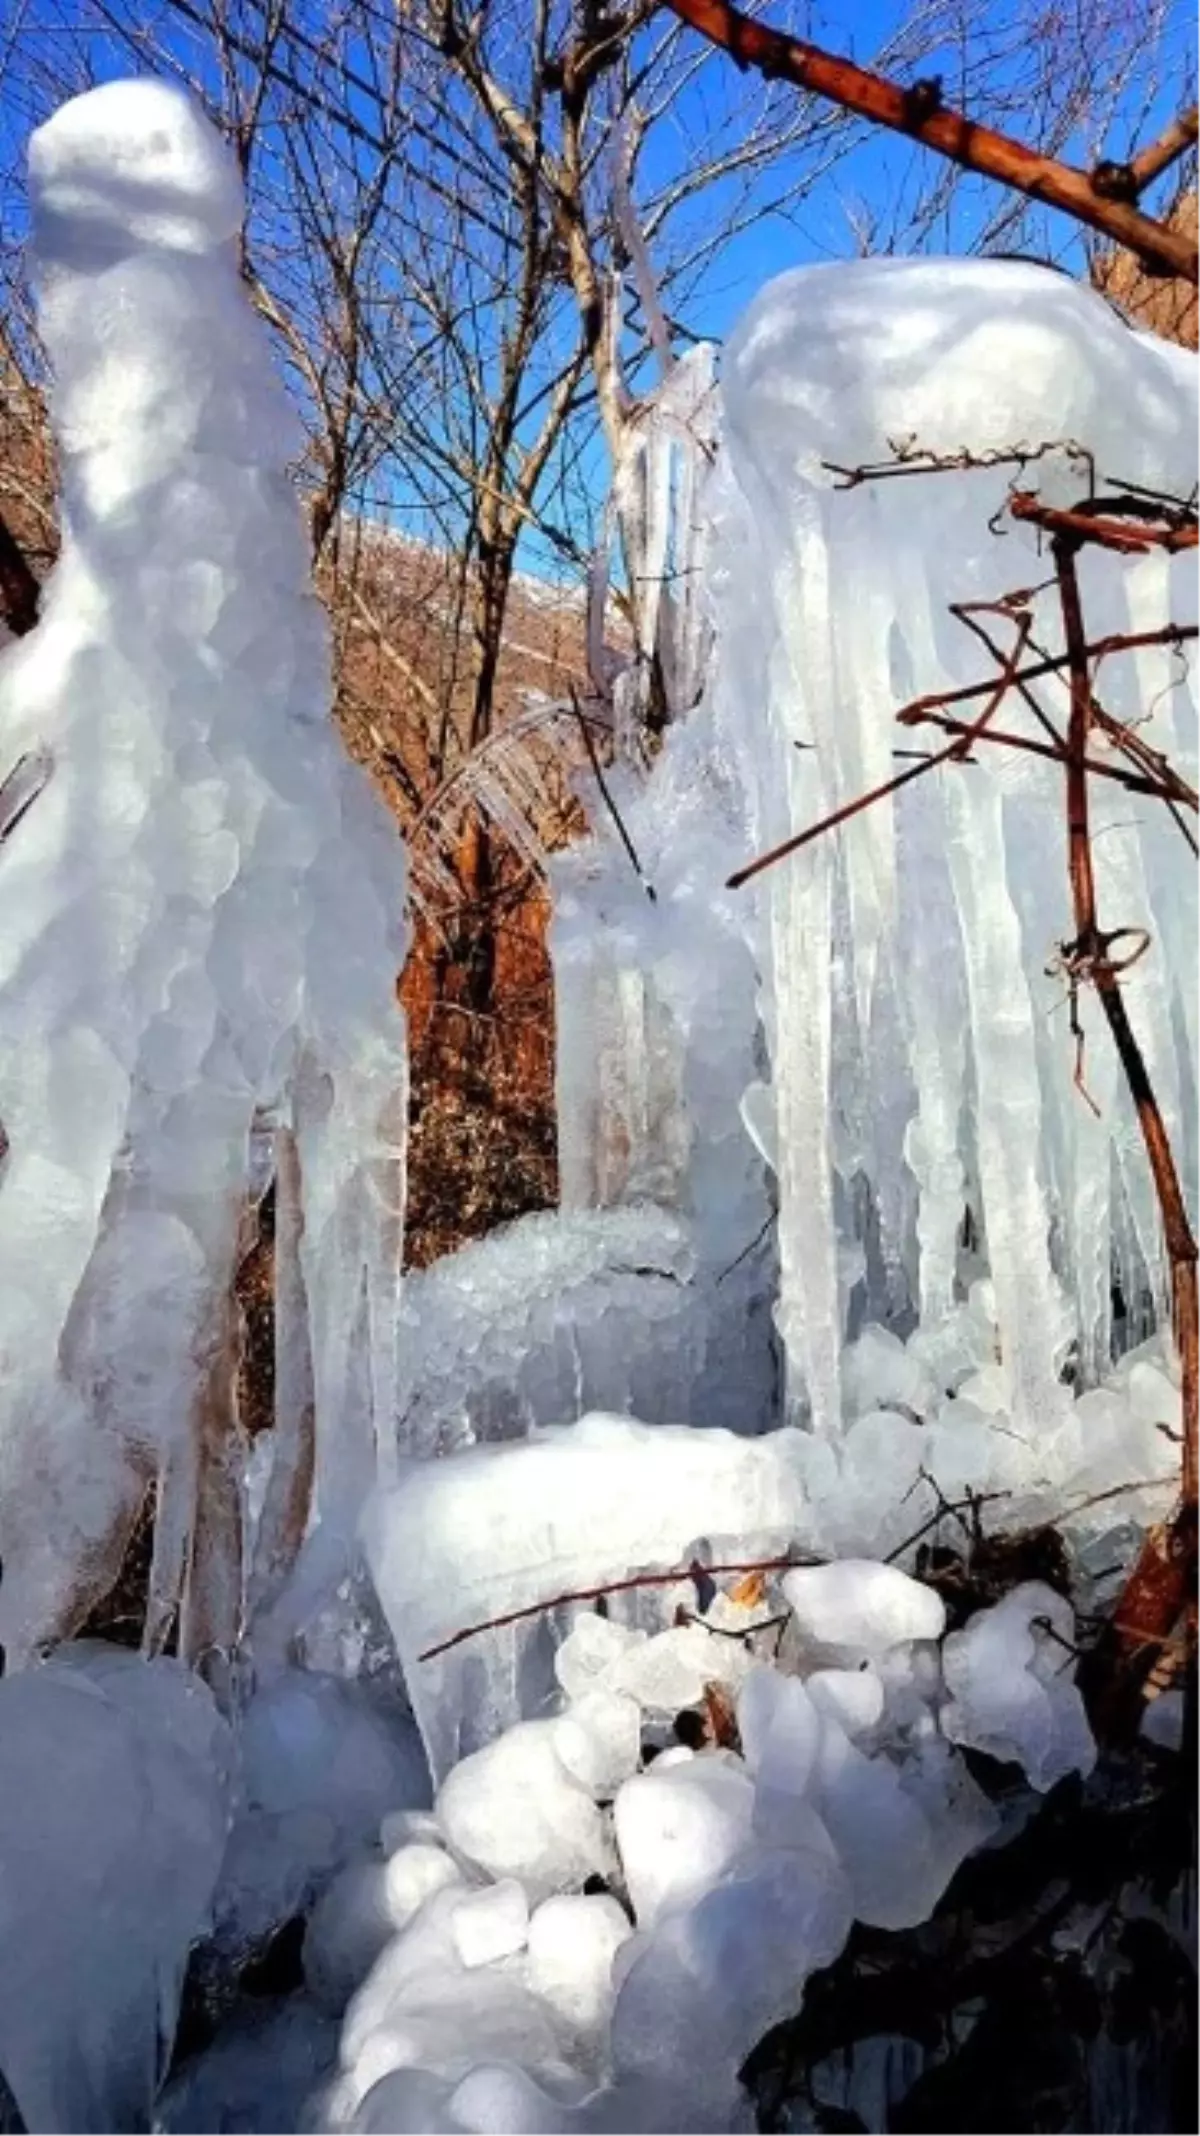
[214,1670,430,1957]
[812,1720,942,1930]
[782,1561,945,1661]
[806,1665,886,1739]
[552,1691,643,1797]
[940,1581,1097,1790]
[451,1881,531,1969]
[0,1645,229,2135]
[610,1846,853,2127]
[527,1893,633,2044]
[363,1416,812,1780]
[380,1808,445,1856]
[303,1842,464,2015]
[608,1623,753,1713]
[613,1757,756,1926]
[842,1324,935,1420]
[555,1614,646,1703]
[304,1857,402,2015]
[737,1666,821,1788]
[384,1843,464,1928]
[435,1721,612,1902]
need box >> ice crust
[394,1201,773,1458]
[0,79,408,1662]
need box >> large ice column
[711,258,1196,1432]
[0,82,408,1665]
[550,346,773,1303]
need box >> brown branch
[0,506,41,639]
[1127,107,1199,196]
[1054,534,1197,1532]
[416,1551,818,1661]
[916,712,1185,806]
[1011,490,1198,555]
[899,629,1200,717]
[660,0,1199,282]
[727,613,1033,891]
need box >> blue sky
[2,0,1194,568]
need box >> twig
[568,684,657,902]
[896,624,1197,746]
[1127,107,1199,195]
[416,1551,820,1662]
[1053,533,1198,1522]
[824,439,1094,491]
[1011,490,1198,554]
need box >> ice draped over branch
[553,259,1197,1438]
[714,259,1196,1432]
[0,81,409,1667]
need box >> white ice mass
[0,69,1195,2136]
[0,79,408,1669]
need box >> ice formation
[363,1413,812,1778]
[337,260,1193,2131]
[1,75,1195,2136]
[710,257,1197,1431]
[303,1554,1107,2133]
[0,1645,230,2133]
[554,259,1196,1447]
[0,81,408,1667]
[393,1201,774,1458]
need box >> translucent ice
[0,1644,229,2134]
[526,1894,633,2047]
[705,258,1196,1432]
[940,1581,1097,1790]
[0,78,408,1663]
[363,1415,813,1778]
[781,1561,946,1661]
[435,1722,613,1902]
[613,1758,756,1926]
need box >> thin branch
[416,1551,820,1663]
[1128,106,1199,195]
